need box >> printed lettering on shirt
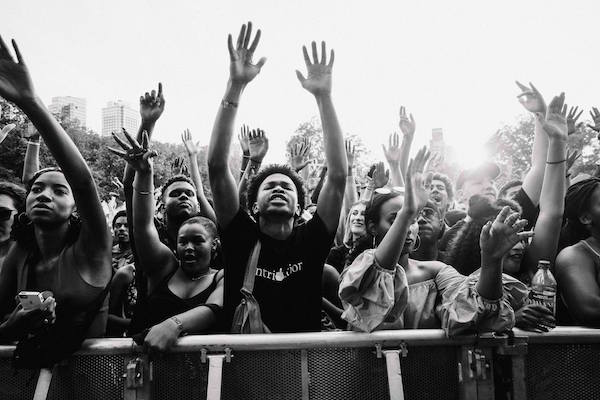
[255,262,304,282]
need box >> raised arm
[0,36,110,264]
[181,129,216,223]
[290,136,312,207]
[525,94,568,276]
[516,81,548,206]
[383,132,405,186]
[238,127,268,210]
[208,22,266,228]
[398,106,416,178]
[109,130,173,284]
[296,41,347,233]
[21,129,40,183]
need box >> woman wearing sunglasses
[339,147,530,335]
[0,37,111,366]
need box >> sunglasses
[0,208,16,221]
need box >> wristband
[546,159,566,165]
[27,141,40,146]
[221,99,238,109]
[133,186,151,195]
[170,316,184,335]
[242,155,250,159]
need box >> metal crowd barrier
[1,327,599,400]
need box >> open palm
[296,41,334,96]
[542,93,567,140]
[0,37,35,105]
[228,22,266,84]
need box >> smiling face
[254,173,299,219]
[369,195,419,254]
[25,171,75,227]
[176,222,215,276]
[348,203,367,236]
[163,181,199,221]
[502,240,527,275]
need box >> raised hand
[480,206,533,263]
[248,128,269,162]
[296,41,334,97]
[382,132,402,165]
[290,136,311,172]
[398,106,416,139]
[0,36,35,105]
[181,129,200,156]
[109,176,126,201]
[371,161,389,189]
[109,128,157,173]
[239,125,250,155]
[403,147,431,216]
[0,123,16,145]
[228,22,266,85]
[515,81,546,118]
[566,149,581,173]
[588,107,600,133]
[140,82,165,124]
[345,138,355,168]
[566,106,583,135]
[542,93,568,140]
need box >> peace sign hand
[228,22,267,85]
[109,128,157,173]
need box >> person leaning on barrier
[339,148,530,335]
[109,130,224,352]
[207,22,347,332]
[0,36,112,366]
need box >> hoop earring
[413,234,421,251]
[17,212,32,226]
[372,235,377,249]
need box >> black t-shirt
[219,209,335,333]
[513,188,539,231]
[326,244,350,273]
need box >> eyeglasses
[419,207,440,221]
[0,208,17,221]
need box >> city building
[48,96,87,127]
[101,100,138,137]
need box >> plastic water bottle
[528,260,557,315]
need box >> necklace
[189,270,213,281]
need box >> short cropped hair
[431,172,454,203]
[160,174,196,200]
[112,210,128,228]
[246,164,306,215]
[0,181,26,212]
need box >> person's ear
[295,204,301,217]
[211,238,220,253]
[367,220,377,237]
[252,202,259,216]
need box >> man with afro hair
[207,23,346,332]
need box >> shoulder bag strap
[241,240,262,294]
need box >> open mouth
[270,194,287,203]
[182,253,197,262]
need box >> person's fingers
[12,39,25,65]
[302,45,311,66]
[249,29,262,54]
[108,147,129,158]
[515,80,529,92]
[122,128,142,150]
[227,34,236,61]
[410,113,415,126]
[236,23,246,50]
[574,109,583,122]
[311,41,318,64]
[504,212,521,227]
[327,49,335,68]
[494,206,511,225]
[516,230,534,241]
[111,132,131,150]
[481,220,492,240]
[256,57,267,69]
[320,41,326,65]
[243,21,252,49]
[143,150,158,161]
[295,70,306,85]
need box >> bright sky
[3,0,600,166]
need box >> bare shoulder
[408,259,448,281]
[556,243,594,272]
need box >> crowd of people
[0,22,599,366]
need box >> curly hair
[246,164,306,216]
[559,177,600,250]
[431,172,454,203]
[445,195,521,275]
[160,174,196,200]
[0,181,26,212]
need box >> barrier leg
[33,368,52,400]
[206,354,225,400]
[382,350,404,400]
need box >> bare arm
[525,94,568,277]
[238,128,268,210]
[21,130,39,183]
[398,106,415,178]
[181,129,216,223]
[297,42,347,233]
[208,22,266,229]
[383,132,405,187]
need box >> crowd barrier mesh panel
[152,352,208,399]
[0,358,39,400]
[46,354,127,400]
[526,343,600,400]
[222,349,303,400]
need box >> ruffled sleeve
[338,249,409,332]
[435,266,529,336]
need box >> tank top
[129,269,219,334]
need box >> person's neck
[176,263,211,282]
[166,214,186,244]
[398,253,410,268]
[34,222,69,259]
[118,241,130,252]
[411,240,439,261]
[258,215,295,240]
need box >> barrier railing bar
[513,327,600,344]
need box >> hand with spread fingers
[588,107,600,133]
[398,106,416,140]
[181,129,201,157]
[290,136,311,172]
[566,149,581,173]
[480,206,533,263]
[0,35,36,105]
[239,125,251,156]
[372,161,389,190]
[516,81,546,119]
[140,82,165,125]
[382,132,402,166]
[228,21,266,85]
[402,147,431,217]
[109,128,157,173]
[296,41,334,97]
[566,105,583,135]
[345,138,355,169]
[248,128,269,162]
[542,93,568,141]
